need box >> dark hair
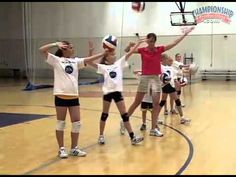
[100,56,107,65]
[175,53,181,58]
[147,33,157,42]
[55,41,70,57]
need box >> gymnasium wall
[0,2,236,79]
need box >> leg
[68,105,87,157]
[116,100,133,134]
[55,106,68,158]
[157,93,168,124]
[151,91,161,129]
[142,110,147,125]
[100,100,111,135]
[116,100,144,145]
[55,106,67,148]
[97,100,111,144]
[127,92,145,117]
[140,110,147,130]
[68,106,80,149]
[164,94,168,115]
[170,94,178,114]
[170,92,190,124]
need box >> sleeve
[46,53,60,66]
[161,64,164,73]
[137,47,144,54]
[97,64,105,74]
[116,55,128,69]
[172,61,180,69]
[75,57,85,69]
[158,46,165,53]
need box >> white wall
[1,2,236,79]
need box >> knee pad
[175,99,181,107]
[101,113,109,121]
[177,91,181,95]
[71,121,81,133]
[56,120,66,131]
[159,100,166,107]
[121,113,129,122]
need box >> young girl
[87,38,146,145]
[159,53,191,124]
[39,41,108,158]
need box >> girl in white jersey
[39,41,108,158]
[159,53,191,124]
[172,53,190,108]
[87,38,146,145]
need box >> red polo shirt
[138,46,165,75]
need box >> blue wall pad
[23,82,53,91]
[0,112,52,128]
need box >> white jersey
[46,53,85,96]
[172,60,184,78]
[142,93,153,103]
[161,64,177,87]
[97,55,128,95]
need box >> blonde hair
[161,53,169,62]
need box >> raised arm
[125,38,147,60]
[124,42,139,53]
[83,50,108,65]
[164,26,194,51]
[88,40,95,57]
[39,42,68,58]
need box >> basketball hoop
[170,2,197,26]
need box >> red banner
[196,13,231,24]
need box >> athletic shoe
[70,146,87,157]
[98,135,105,145]
[180,117,191,124]
[150,128,164,137]
[131,135,144,145]
[58,147,68,159]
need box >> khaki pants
[137,75,161,93]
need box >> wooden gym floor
[0,78,236,175]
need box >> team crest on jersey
[109,71,117,78]
[65,65,73,74]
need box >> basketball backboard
[170,2,197,26]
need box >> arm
[125,38,147,61]
[124,42,139,53]
[39,42,68,58]
[88,40,94,57]
[164,27,194,51]
[87,61,98,69]
[84,50,108,65]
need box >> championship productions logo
[193,6,234,24]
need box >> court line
[1,104,193,175]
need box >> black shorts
[55,96,80,107]
[141,102,153,111]
[162,83,176,94]
[103,91,124,103]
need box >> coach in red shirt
[124,27,194,137]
